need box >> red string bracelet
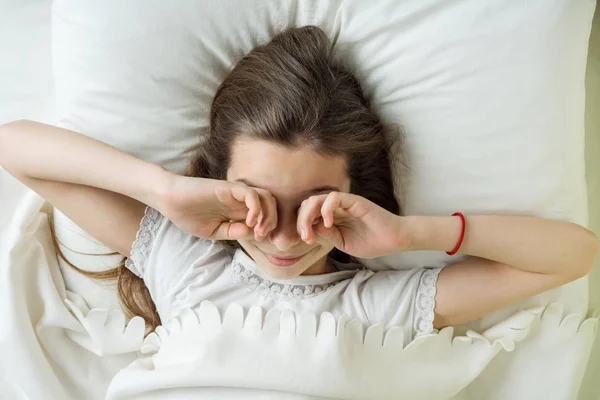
[446,212,466,256]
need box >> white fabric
[123,207,442,342]
[2,193,598,400]
[0,0,598,399]
[107,302,542,400]
[0,0,56,231]
[51,0,594,320]
[49,2,599,395]
[0,193,142,400]
[0,0,55,126]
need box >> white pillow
[0,0,55,125]
[51,0,595,321]
[0,0,55,234]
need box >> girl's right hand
[159,175,278,241]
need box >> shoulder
[125,206,230,279]
[350,267,441,298]
[347,267,443,339]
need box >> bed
[0,0,598,399]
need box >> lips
[264,252,306,267]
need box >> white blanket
[0,183,597,399]
[0,185,139,399]
[1,1,598,397]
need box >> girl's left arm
[297,192,598,329]
[407,215,598,329]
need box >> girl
[0,27,596,343]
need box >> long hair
[189,25,401,255]
[57,26,402,332]
[50,223,161,331]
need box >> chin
[256,248,318,280]
[260,265,304,280]
[238,240,331,279]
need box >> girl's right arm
[0,120,276,256]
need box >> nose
[268,213,301,252]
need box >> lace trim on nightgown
[413,268,442,338]
[230,262,338,300]
[125,207,162,278]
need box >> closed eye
[235,178,340,198]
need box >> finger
[266,193,279,233]
[226,207,252,222]
[313,221,345,251]
[229,222,251,240]
[255,191,278,241]
[230,185,262,227]
[253,191,269,241]
[321,192,358,227]
[321,192,340,228]
[213,221,250,240]
[297,195,327,244]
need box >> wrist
[147,165,179,211]
[405,215,463,253]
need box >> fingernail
[300,230,307,240]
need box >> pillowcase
[0,0,55,125]
[51,0,596,322]
[0,0,55,234]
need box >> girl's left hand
[297,192,411,259]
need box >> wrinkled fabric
[0,187,597,399]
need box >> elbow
[0,119,30,163]
[0,119,20,143]
[0,119,33,138]
[0,119,24,132]
[0,119,30,133]
[0,123,10,162]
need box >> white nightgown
[125,207,442,343]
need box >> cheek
[241,235,333,257]
[237,239,254,254]
[314,238,335,254]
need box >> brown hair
[50,228,161,330]
[190,25,401,252]
[58,25,401,332]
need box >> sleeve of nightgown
[124,206,228,304]
[355,267,443,343]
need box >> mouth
[261,250,311,267]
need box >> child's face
[226,138,351,280]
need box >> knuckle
[308,196,320,206]
[231,182,246,192]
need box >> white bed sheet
[1,194,598,399]
[0,0,598,399]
